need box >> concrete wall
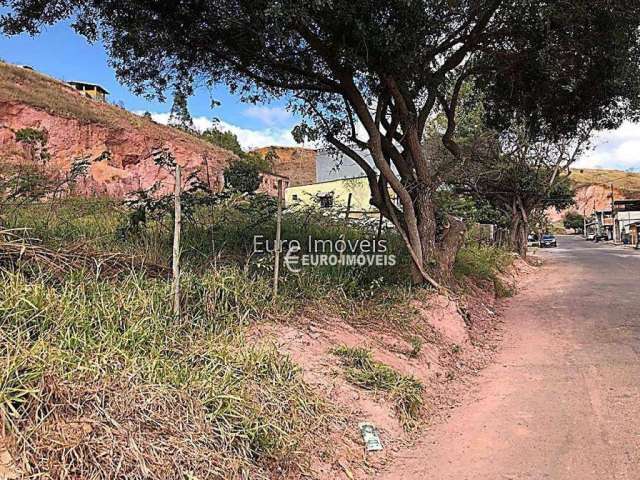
[614,211,640,242]
[285,176,376,216]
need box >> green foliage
[202,126,243,156]
[435,190,509,228]
[563,210,585,232]
[3,0,640,282]
[15,127,47,145]
[224,158,262,193]
[331,345,423,428]
[201,127,274,173]
[0,163,52,201]
[454,243,514,297]
[168,89,194,132]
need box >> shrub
[224,158,262,193]
[454,243,514,297]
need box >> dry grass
[570,168,640,196]
[0,268,327,479]
[0,61,226,153]
[0,228,167,279]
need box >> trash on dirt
[359,422,383,452]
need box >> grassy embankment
[0,197,512,478]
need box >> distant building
[254,146,374,187]
[67,81,109,102]
[629,222,640,247]
[591,210,614,240]
[612,200,640,244]
[285,176,399,220]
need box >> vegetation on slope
[0,185,514,477]
[0,61,220,152]
[570,168,640,196]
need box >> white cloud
[575,121,640,171]
[242,105,291,127]
[135,111,302,150]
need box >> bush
[224,159,262,193]
[454,243,514,297]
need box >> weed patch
[331,345,423,429]
[0,270,325,478]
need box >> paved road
[381,235,640,480]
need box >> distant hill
[0,62,236,197]
[569,168,640,196]
[548,168,640,222]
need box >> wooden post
[172,164,182,318]
[376,211,384,241]
[273,179,283,298]
[344,192,353,224]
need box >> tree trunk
[436,215,467,280]
[409,192,466,284]
[509,212,528,257]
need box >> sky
[0,21,639,171]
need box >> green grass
[331,345,423,429]
[0,198,423,476]
[454,242,514,297]
[0,268,324,479]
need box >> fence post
[376,211,384,241]
[273,179,283,298]
[344,192,353,224]
[172,164,182,318]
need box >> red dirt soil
[252,258,534,479]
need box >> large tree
[3,0,639,286]
[457,125,580,256]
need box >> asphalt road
[380,235,640,480]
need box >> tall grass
[0,268,324,479]
[454,242,514,296]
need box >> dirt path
[379,236,640,479]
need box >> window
[318,193,334,208]
[292,194,299,201]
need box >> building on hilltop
[67,81,109,102]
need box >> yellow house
[286,176,396,219]
[67,81,109,102]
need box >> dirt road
[380,236,640,480]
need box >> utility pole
[611,183,617,243]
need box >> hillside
[253,146,317,186]
[570,168,640,196]
[548,168,640,222]
[0,62,235,197]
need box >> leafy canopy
[3,0,639,280]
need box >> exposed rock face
[254,146,316,186]
[546,184,627,221]
[0,102,235,198]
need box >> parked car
[527,233,540,247]
[586,232,596,241]
[540,234,558,247]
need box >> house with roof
[612,199,640,244]
[67,81,109,102]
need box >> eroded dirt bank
[253,258,536,479]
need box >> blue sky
[0,20,299,149]
[0,21,639,170]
